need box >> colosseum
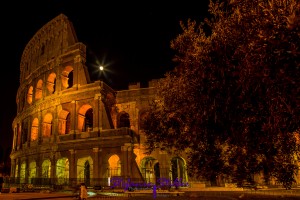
[9,14,193,189]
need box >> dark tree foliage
[143,0,300,189]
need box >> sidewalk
[0,192,76,200]
[1,187,300,200]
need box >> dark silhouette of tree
[144,0,300,189]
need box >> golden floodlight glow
[99,65,104,71]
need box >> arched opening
[61,66,73,89]
[78,104,93,132]
[140,157,159,183]
[43,113,53,137]
[31,118,39,141]
[117,112,130,128]
[56,158,69,185]
[58,110,71,135]
[108,154,121,177]
[27,86,33,104]
[68,71,73,88]
[139,111,149,130]
[42,159,51,178]
[47,73,56,94]
[170,157,188,184]
[77,156,93,186]
[29,161,36,183]
[20,162,26,183]
[85,108,93,132]
[35,79,43,100]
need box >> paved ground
[1,187,300,200]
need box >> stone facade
[10,14,189,187]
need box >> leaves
[144,0,300,189]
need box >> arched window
[35,79,43,100]
[78,104,93,132]
[56,158,69,185]
[117,112,130,128]
[31,118,39,141]
[108,155,121,177]
[47,73,56,94]
[42,159,51,178]
[43,113,53,137]
[84,108,93,132]
[58,110,71,135]
[140,157,159,183]
[170,157,188,184]
[61,66,73,89]
[27,86,33,104]
[139,111,149,130]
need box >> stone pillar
[69,149,76,179]
[93,147,99,183]
[98,148,104,177]
[52,105,59,143]
[93,94,101,132]
[70,100,78,135]
[50,153,56,181]
[99,99,104,130]
[16,159,21,179]
[10,159,16,178]
[25,158,29,183]
[121,143,132,178]
[36,156,41,179]
[26,119,31,147]
[54,58,62,93]
[74,55,81,87]
[38,111,43,144]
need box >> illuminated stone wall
[10,14,189,188]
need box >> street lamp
[99,65,104,81]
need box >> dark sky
[0,1,210,152]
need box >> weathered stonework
[10,14,190,188]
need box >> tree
[144,0,300,189]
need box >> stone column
[25,158,29,183]
[38,111,43,144]
[36,156,41,179]
[70,100,78,135]
[54,58,62,93]
[93,148,99,177]
[10,159,16,179]
[69,149,76,179]
[93,94,101,132]
[50,153,56,182]
[52,105,59,143]
[121,143,132,178]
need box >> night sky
[0,1,209,152]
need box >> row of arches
[15,107,131,146]
[14,155,187,186]
[18,66,74,112]
[141,156,188,184]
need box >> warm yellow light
[99,66,104,71]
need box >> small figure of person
[80,183,88,200]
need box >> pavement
[1,187,300,200]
